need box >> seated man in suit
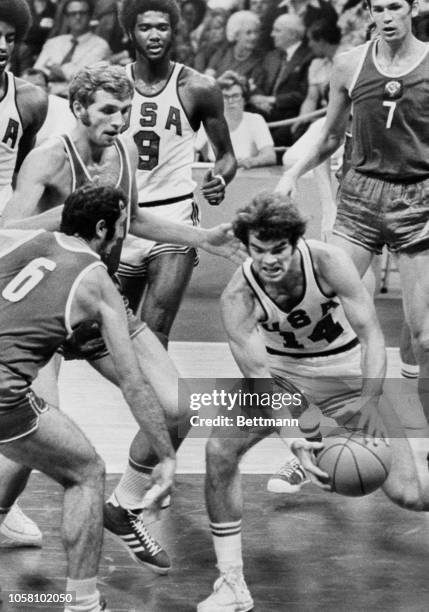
[249,14,313,147]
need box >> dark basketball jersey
[60,134,132,274]
[350,41,429,180]
[0,230,104,406]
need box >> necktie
[273,51,289,95]
[61,37,78,65]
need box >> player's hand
[355,397,389,444]
[275,171,297,199]
[201,223,247,264]
[291,439,331,491]
[141,457,176,523]
[201,169,226,206]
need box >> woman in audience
[194,9,228,73]
[205,11,263,84]
[196,71,276,168]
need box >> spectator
[281,0,338,28]
[21,68,76,144]
[250,14,313,146]
[205,10,263,84]
[196,71,276,168]
[337,0,370,48]
[194,9,229,73]
[181,0,207,51]
[34,0,111,96]
[14,0,56,73]
[93,0,132,65]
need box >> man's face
[370,0,415,42]
[271,19,297,50]
[307,32,325,57]
[78,90,132,147]
[99,204,127,261]
[65,1,91,37]
[132,11,173,60]
[249,0,269,17]
[222,84,244,112]
[248,233,295,284]
[0,21,16,75]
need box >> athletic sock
[65,577,100,612]
[111,458,152,509]
[210,520,243,573]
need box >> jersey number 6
[2,258,56,303]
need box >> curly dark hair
[120,0,181,35]
[0,0,32,42]
[233,191,307,249]
[60,184,126,241]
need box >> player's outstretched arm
[15,80,48,172]
[221,270,271,377]
[316,242,388,438]
[73,266,176,507]
[275,52,354,198]
[130,210,245,264]
[2,143,64,230]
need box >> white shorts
[119,196,200,277]
[0,184,12,216]
[270,344,362,423]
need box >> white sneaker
[197,567,254,612]
[0,504,42,547]
[267,457,310,493]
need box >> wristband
[214,174,226,188]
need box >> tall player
[0,185,175,612]
[117,0,237,348]
[1,63,242,572]
[276,0,429,422]
[0,0,48,212]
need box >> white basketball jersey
[125,62,196,203]
[242,239,358,360]
[0,72,23,194]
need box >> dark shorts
[61,277,146,362]
[0,390,48,444]
[334,169,429,254]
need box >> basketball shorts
[270,343,362,425]
[334,169,429,254]
[118,196,200,278]
[0,389,48,444]
[61,277,146,361]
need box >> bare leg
[0,406,105,578]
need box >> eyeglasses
[66,10,89,16]
[222,93,243,101]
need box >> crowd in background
[8,0,429,163]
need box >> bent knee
[206,438,240,476]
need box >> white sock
[112,462,151,509]
[65,577,100,612]
[210,520,243,574]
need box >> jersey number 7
[382,101,396,129]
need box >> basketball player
[276,0,429,421]
[197,192,391,611]
[117,0,237,348]
[0,0,48,212]
[0,63,241,572]
[0,0,50,547]
[0,184,175,612]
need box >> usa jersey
[0,72,24,208]
[350,41,429,180]
[61,134,132,274]
[242,239,358,359]
[0,230,104,405]
[125,62,196,203]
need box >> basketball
[316,429,392,497]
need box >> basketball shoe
[0,504,42,547]
[266,457,310,493]
[197,567,254,612]
[104,495,171,574]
